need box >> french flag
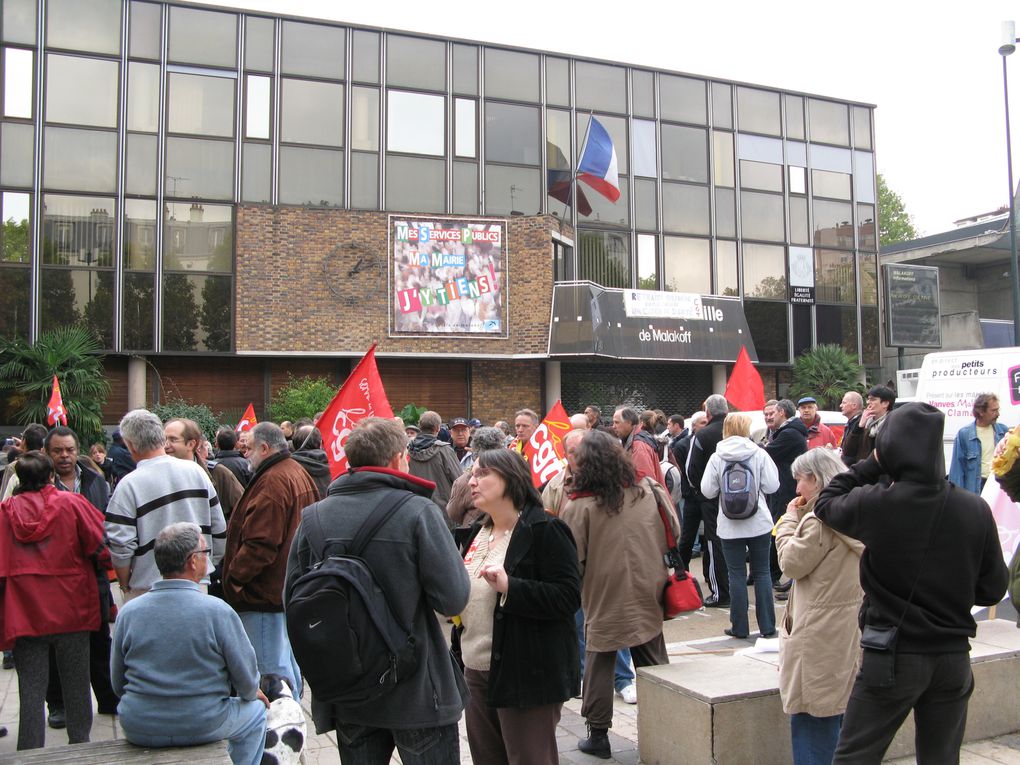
[577,116,621,203]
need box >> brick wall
[470,360,543,424]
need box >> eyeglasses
[191,548,212,557]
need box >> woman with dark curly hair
[559,429,680,759]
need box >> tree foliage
[267,375,338,423]
[150,398,223,441]
[397,403,426,427]
[877,174,919,246]
[788,344,865,410]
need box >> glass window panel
[663,236,710,294]
[486,102,539,165]
[124,198,156,270]
[737,133,784,164]
[127,62,159,132]
[163,201,232,272]
[785,94,804,140]
[455,98,475,158]
[576,113,627,174]
[281,21,344,79]
[713,131,734,187]
[740,191,784,242]
[740,160,782,192]
[737,87,781,136]
[47,55,119,127]
[125,132,157,195]
[637,234,657,290]
[812,169,851,199]
[162,273,231,352]
[809,98,849,146]
[281,79,342,146]
[241,142,270,203]
[712,82,732,129]
[787,140,807,167]
[352,30,380,83]
[164,136,234,199]
[660,75,706,125]
[1,122,33,186]
[858,203,876,252]
[634,178,656,231]
[244,16,274,72]
[789,166,807,194]
[453,161,478,215]
[809,143,852,172]
[129,1,160,59]
[350,151,378,209]
[662,182,709,235]
[656,124,705,182]
[41,268,114,346]
[453,44,478,96]
[279,146,341,206]
[853,105,872,150]
[547,110,574,216]
[575,61,625,113]
[812,199,853,247]
[485,164,540,216]
[168,7,236,68]
[578,229,629,288]
[633,120,656,177]
[47,0,120,55]
[122,271,153,350]
[790,195,809,244]
[744,300,788,363]
[386,155,444,213]
[351,86,379,151]
[387,35,444,91]
[0,266,30,339]
[44,127,117,192]
[716,239,738,296]
[815,248,855,304]
[245,75,270,140]
[854,150,875,203]
[743,243,786,299]
[860,250,878,305]
[578,175,628,226]
[485,49,539,102]
[792,303,811,358]
[816,304,857,357]
[3,0,36,45]
[3,48,33,119]
[861,305,879,365]
[42,194,115,267]
[715,187,735,238]
[387,90,443,155]
[168,72,235,137]
[546,57,569,106]
[1,191,30,263]
[633,70,654,118]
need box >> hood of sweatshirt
[408,433,449,461]
[714,435,762,463]
[874,401,946,483]
[5,484,61,543]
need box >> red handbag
[654,496,704,618]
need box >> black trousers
[46,623,119,713]
[834,651,973,764]
[678,498,728,601]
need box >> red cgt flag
[724,345,765,411]
[318,344,394,479]
[235,403,258,433]
[46,375,67,426]
[523,400,572,488]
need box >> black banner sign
[884,264,941,348]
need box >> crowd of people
[0,386,1013,765]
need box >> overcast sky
[197,0,1019,237]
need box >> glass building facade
[0,0,878,366]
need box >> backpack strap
[348,491,416,558]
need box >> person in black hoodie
[764,399,808,588]
[213,428,253,487]
[815,402,1007,764]
[290,425,331,500]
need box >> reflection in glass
[485,103,539,165]
[122,271,154,350]
[163,201,233,272]
[743,243,786,299]
[739,160,782,192]
[637,234,657,290]
[578,176,628,226]
[1,122,33,186]
[793,303,812,357]
[858,203,876,252]
[41,268,114,347]
[241,142,271,203]
[578,229,629,288]
[660,75,706,125]
[168,73,236,137]
[546,109,573,215]
[785,94,804,140]
[350,151,378,209]
[633,70,654,118]
[575,62,626,113]
[388,91,444,155]
[664,236,710,295]
[245,76,271,140]
[715,188,735,238]
[387,36,445,91]
[790,196,809,244]
[744,300,789,363]
[859,251,878,305]
[634,178,657,231]
[861,306,879,365]
[712,82,732,129]
[853,105,872,150]
[737,87,781,136]
[577,113,627,173]
[3,48,33,119]
[812,169,851,200]
[813,199,854,247]
[485,49,539,102]
[3,0,36,45]
[351,87,379,151]
[485,164,540,216]
[47,0,121,55]
[129,2,160,59]
[809,99,849,146]
[740,191,784,242]
[279,146,342,206]
[162,273,231,352]
[0,266,30,339]
[127,62,159,132]
[124,198,157,270]
[455,99,475,158]
[282,21,345,79]
[281,79,342,146]
[453,161,478,215]
[816,304,857,357]
[168,6,237,68]
[453,44,478,96]
[44,127,117,192]
[815,248,855,304]
[46,54,119,128]
[244,16,274,72]
[165,137,234,199]
[632,120,655,178]
[713,131,734,187]
[716,240,738,296]
[546,58,569,106]
[386,155,444,214]
[352,31,380,83]
[1,191,30,263]
[125,133,157,195]
[662,183,708,235]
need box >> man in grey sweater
[285,416,470,764]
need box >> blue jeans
[123,697,266,765]
[336,722,460,765]
[791,713,842,765]
[575,609,634,690]
[720,534,775,638]
[238,611,302,698]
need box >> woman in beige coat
[776,447,864,765]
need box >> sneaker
[616,683,637,704]
[2,652,12,670]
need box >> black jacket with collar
[764,417,808,515]
[686,417,725,502]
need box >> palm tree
[0,325,110,445]
[788,344,865,410]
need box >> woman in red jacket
[0,451,105,750]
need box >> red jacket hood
[4,485,61,543]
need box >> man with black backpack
[284,417,470,764]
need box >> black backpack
[719,460,758,520]
[286,491,420,706]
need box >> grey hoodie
[406,434,464,511]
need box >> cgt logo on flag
[46,375,67,427]
[235,403,257,433]
[523,401,572,488]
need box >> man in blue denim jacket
[949,394,1009,494]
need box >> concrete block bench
[0,738,230,764]
[636,618,1020,765]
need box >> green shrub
[150,398,223,441]
[267,375,337,423]
[397,403,426,427]
[788,344,865,410]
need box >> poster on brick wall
[389,216,507,337]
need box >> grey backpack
[719,460,758,520]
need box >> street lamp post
[1001,21,1020,344]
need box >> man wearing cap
[449,418,473,468]
[404,422,421,440]
[797,397,838,451]
[842,385,896,466]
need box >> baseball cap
[404,422,421,433]
[797,397,817,406]
[468,418,482,428]
[450,417,470,428]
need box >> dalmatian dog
[259,674,306,765]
